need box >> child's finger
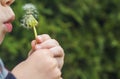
[31,40,36,50]
[35,39,59,49]
[49,46,64,57]
[50,46,64,69]
[36,34,51,43]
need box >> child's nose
[5,0,11,5]
[5,6,15,22]
[9,8,15,22]
[2,0,14,6]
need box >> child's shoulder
[0,58,8,79]
[0,59,16,79]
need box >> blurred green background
[0,0,120,79]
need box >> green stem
[33,26,37,38]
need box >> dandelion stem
[33,26,37,38]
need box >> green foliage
[0,0,120,79]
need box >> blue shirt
[0,59,16,79]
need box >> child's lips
[4,23,13,32]
[3,16,15,33]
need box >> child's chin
[0,39,3,45]
[0,41,2,45]
[0,33,5,44]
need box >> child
[0,0,64,79]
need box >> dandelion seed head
[20,3,39,29]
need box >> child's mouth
[4,22,13,32]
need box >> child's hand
[12,34,64,79]
[12,49,62,79]
[29,34,64,69]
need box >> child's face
[0,0,15,44]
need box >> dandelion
[21,3,39,38]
